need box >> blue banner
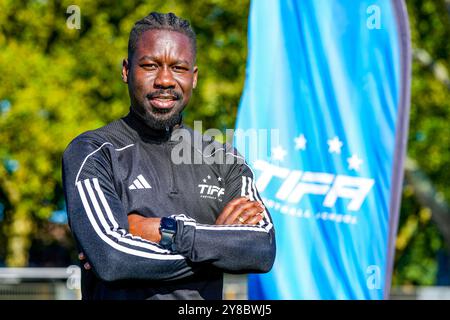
[235,0,411,299]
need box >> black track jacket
[62,109,276,300]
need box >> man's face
[123,29,198,129]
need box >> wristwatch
[159,217,177,250]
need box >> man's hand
[128,213,161,243]
[78,252,91,270]
[215,196,265,225]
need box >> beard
[138,105,183,130]
[132,89,185,130]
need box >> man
[62,12,275,300]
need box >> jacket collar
[123,107,183,143]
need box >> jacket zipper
[165,138,178,196]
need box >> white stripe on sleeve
[76,180,185,260]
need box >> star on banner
[294,134,307,150]
[272,145,287,161]
[327,136,343,154]
[347,154,363,171]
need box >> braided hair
[128,12,196,60]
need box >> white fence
[0,267,81,300]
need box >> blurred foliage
[0,0,249,266]
[392,0,450,285]
[0,0,449,287]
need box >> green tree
[392,0,450,285]
[0,0,249,266]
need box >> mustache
[146,89,182,100]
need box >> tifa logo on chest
[198,175,224,202]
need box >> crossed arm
[80,196,265,268]
[128,197,265,242]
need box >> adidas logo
[129,174,151,190]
